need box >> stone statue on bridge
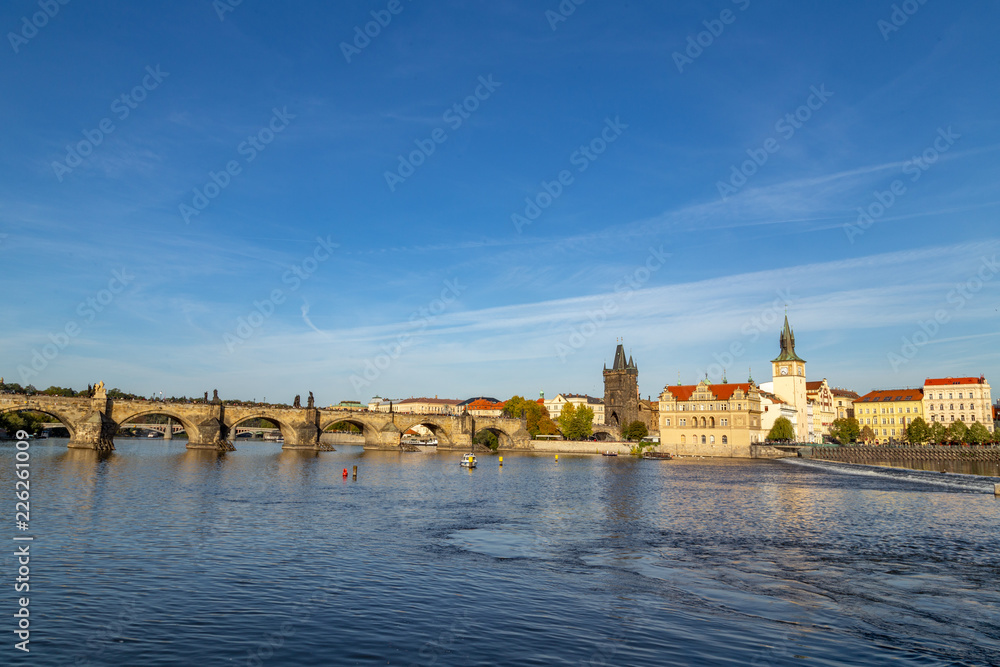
[307,392,314,409]
[294,395,301,408]
[212,389,220,404]
[94,381,106,399]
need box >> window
[958,392,963,399]
[949,393,953,399]
[961,414,965,421]
[709,436,715,444]
[701,435,706,444]
[950,404,954,411]
[721,418,728,426]
[939,404,943,410]
[681,435,686,444]
[882,429,887,436]
[722,435,728,444]
[679,418,686,426]
[951,415,955,421]
[960,404,964,410]
[891,429,896,436]
[665,419,671,426]
[931,415,936,422]
[972,415,977,422]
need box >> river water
[3,438,999,666]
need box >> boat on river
[460,453,477,468]
[642,452,674,460]
[602,451,618,457]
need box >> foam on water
[782,457,1000,493]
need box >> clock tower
[771,314,809,441]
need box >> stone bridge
[1,394,531,453]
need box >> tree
[558,403,594,441]
[946,420,969,444]
[928,422,947,445]
[473,429,499,450]
[967,422,991,445]
[503,396,559,438]
[859,425,876,444]
[905,417,930,445]
[829,417,860,444]
[622,420,648,442]
[767,417,795,442]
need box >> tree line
[765,415,998,445]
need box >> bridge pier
[185,406,235,452]
[67,397,116,452]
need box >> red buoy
[342,468,348,477]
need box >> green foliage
[946,420,969,443]
[503,396,559,438]
[40,386,77,397]
[928,422,947,444]
[859,425,875,443]
[0,411,46,436]
[830,417,860,444]
[327,421,361,433]
[473,429,499,451]
[767,416,795,442]
[622,420,649,442]
[967,422,991,445]
[558,403,594,441]
[629,441,655,457]
[904,417,930,445]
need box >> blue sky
[2,0,999,405]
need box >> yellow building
[854,389,924,443]
[658,379,764,457]
[831,389,859,420]
[923,376,994,433]
[806,379,836,440]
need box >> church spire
[772,313,805,363]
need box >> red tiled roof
[856,389,923,403]
[758,390,785,404]
[397,397,462,405]
[831,389,860,399]
[666,383,752,402]
[465,399,505,410]
[925,376,986,386]
[806,381,824,390]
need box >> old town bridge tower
[603,343,639,428]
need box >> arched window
[701,435,706,444]
[709,417,715,428]
[680,435,686,444]
[722,435,728,444]
[709,435,715,444]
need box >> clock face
[780,367,788,376]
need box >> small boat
[602,451,618,457]
[460,453,477,468]
[642,452,674,460]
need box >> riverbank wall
[813,446,1000,464]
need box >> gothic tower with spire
[771,314,809,441]
[603,343,639,428]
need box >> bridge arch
[226,413,296,442]
[113,408,199,439]
[0,404,77,438]
[396,417,454,447]
[318,414,381,441]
